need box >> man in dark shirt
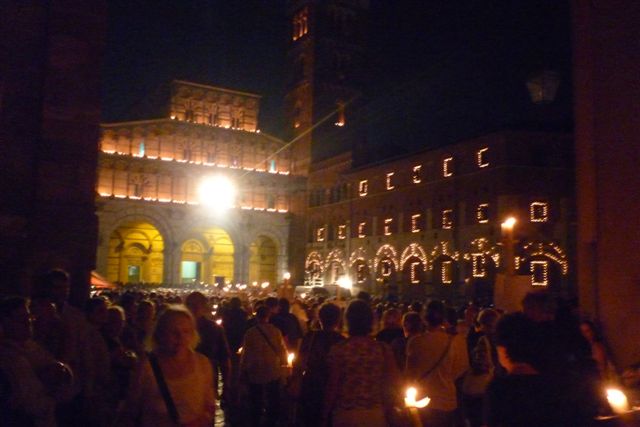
[270,298,303,351]
[186,292,231,399]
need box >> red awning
[91,271,116,289]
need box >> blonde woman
[122,305,216,427]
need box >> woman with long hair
[121,305,216,427]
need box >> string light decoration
[337,224,347,240]
[410,262,421,284]
[305,252,325,273]
[349,247,371,266]
[522,241,569,275]
[477,147,489,168]
[356,263,367,283]
[384,218,393,236]
[358,180,368,197]
[441,260,453,284]
[472,253,487,277]
[530,202,549,223]
[358,222,367,238]
[98,193,289,213]
[411,214,421,233]
[442,209,453,229]
[381,260,393,277]
[401,243,428,271]
[430,241,460,264]
[100,149,289,175]
[443,157,454,177]
[316,227,326,242]
[324,248,347,272]
[386,172,395,190]
[412,165,422,183]
[530,260,549,286]
[374,244,399,271]
[477,203,489,224]
[292,7,309,41]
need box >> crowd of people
[0,268,635,426]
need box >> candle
[287,352,295,367]
[404,387,430,409]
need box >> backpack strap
[148,352,180,425]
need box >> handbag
[148,352,180,425]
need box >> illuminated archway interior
[108,221,164,284]
[181,228,235,284]
[249,235,278,285]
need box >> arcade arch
[107,221,164,284]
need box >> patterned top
[327,336,387,410]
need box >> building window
[442,260,453,284]
[206,152,216,164]
[267,195,276,210]
[231,156,239,167]
[386,172,395,190]
[384,218,393,236]
[411,214,421,233]
[477,147,489,168]
[357,263,367,283]
[358,180,368,197]
[472,254,486,277]
[292,8,309,41]
[316,227,326,242]
[381,260,393,277]
[183,149,192,161]
[358,222,367,238]
[410,262,421,284]
[442,209,453,229]
[138,142,145,157]
[530,202,549,222]
[531,260,549,286]
[443,157,454,177]
[412,165,422,183]
[477,203,489,223]
[337,224,347,240]
[269,159,277,173]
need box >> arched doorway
[249,235,278,285]
[203,228,234,285]
[108,221,164,284]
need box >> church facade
[95,80,299,287]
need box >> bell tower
[285,0,369,175]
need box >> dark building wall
[0,1,106,303]
[573,0,640,368]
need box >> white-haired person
[121,305,215,427]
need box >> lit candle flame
[216,319,223,326]
[404,386,430,409]
[237,347,243,355]
[287,352,295,367]
[606,388,629,414]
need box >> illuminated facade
[95,81,296,286]
[305,131,574,300]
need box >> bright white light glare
[606,388,629,414]
[404,387,430,409]
[216,319,222,326]
[502,217,517,230]
[198,175,236,209]
[337,276,353,290]
[261,282,270,289]
[283,272,291,281]
[287,352,295,367]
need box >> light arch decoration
[463,238,501,268]
[305,251,325,273]
[374,244,399,271]
[325,248,347,271]
[429,241,460,270]
[521,241,569,275]
[401,243,428,271]
[349,247,372,267]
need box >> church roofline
[172,80,262,99]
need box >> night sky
[103,0,572,158]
